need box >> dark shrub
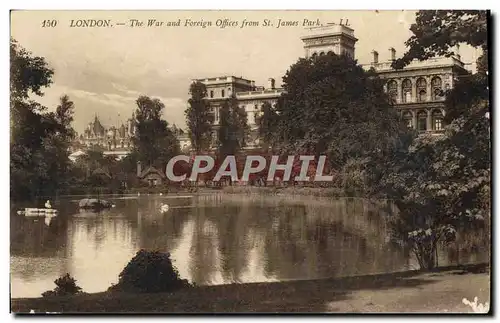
[110,249,191,293]
[42,273,83,297]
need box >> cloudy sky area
[11,10,478,133]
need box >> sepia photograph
[8,9,491,314]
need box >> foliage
[10,38,54,100]
[275,53,408,171]
[110,249,191,293]
[217,94,249,157]
[132,96,180,168]
[185,82,213,153]
[42,273,83,297]
[377,10,491,270]
[255,101,279,151]
[338,158,369,196]
[10,39,76,201]
[392,10,489,69]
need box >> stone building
[301,23,357,59]
[193,22,472,145]
[75,113,136,154]
[192,76,284,148]
[366,49,469,133]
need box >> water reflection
[10,195,488,298]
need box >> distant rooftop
[362,56,467,73]
[193,75,255,85]
[301,22,356,40]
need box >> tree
[10,38,62,201]
[185,82,213,153]
[377,10,491,270]
[392,10,489,69]
[255,101,279,152]
[41,95,76,193]
[276,53,408,172]
[10,38,54,101]
[217,94,249,158]
[378,120,489,270]
[132,96,180,168]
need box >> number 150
[42,20,57,28]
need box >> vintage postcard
[9,10,490,314]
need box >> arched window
[431,76,443,100]
[387,80,398,103]
[319,52,325,56]
[327,50,333,55]
[416,77,427,102]
[402,111,413,129]
[417,111,427,132]
[402,79,412,103]
[418,90,427,102]
[311,52,318,59]
[432,110,444,131]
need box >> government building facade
[193,23,470,150]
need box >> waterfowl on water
[45,200,52,209]
[160,203,169,213]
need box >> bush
[109,249,191,293]
[42,273,83,297]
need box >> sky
[10,10,479,133]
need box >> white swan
[45,200,52,209]
[160,203,169,213]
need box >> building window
[417,111,427,132]
[402,79,412,103]
[387,80,398,103]
[416,77,427,102]
[418,90,427,102]
[319,52,325,56]
[311,52,318,59]
[221,89,225,98]
[402,111,413,129]
[432,110,444,131]
[210,90,214,98]
[327,51,333,55]
[431,76,443,100]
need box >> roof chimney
[268,78,275,90]
[371,50,379,64]
[389,47,396,61]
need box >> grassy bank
[221,185,348,198]
[12,263,489,314]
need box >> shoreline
[11,263,490,313]
[16,186,375,201]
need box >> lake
[10,194,488,298]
